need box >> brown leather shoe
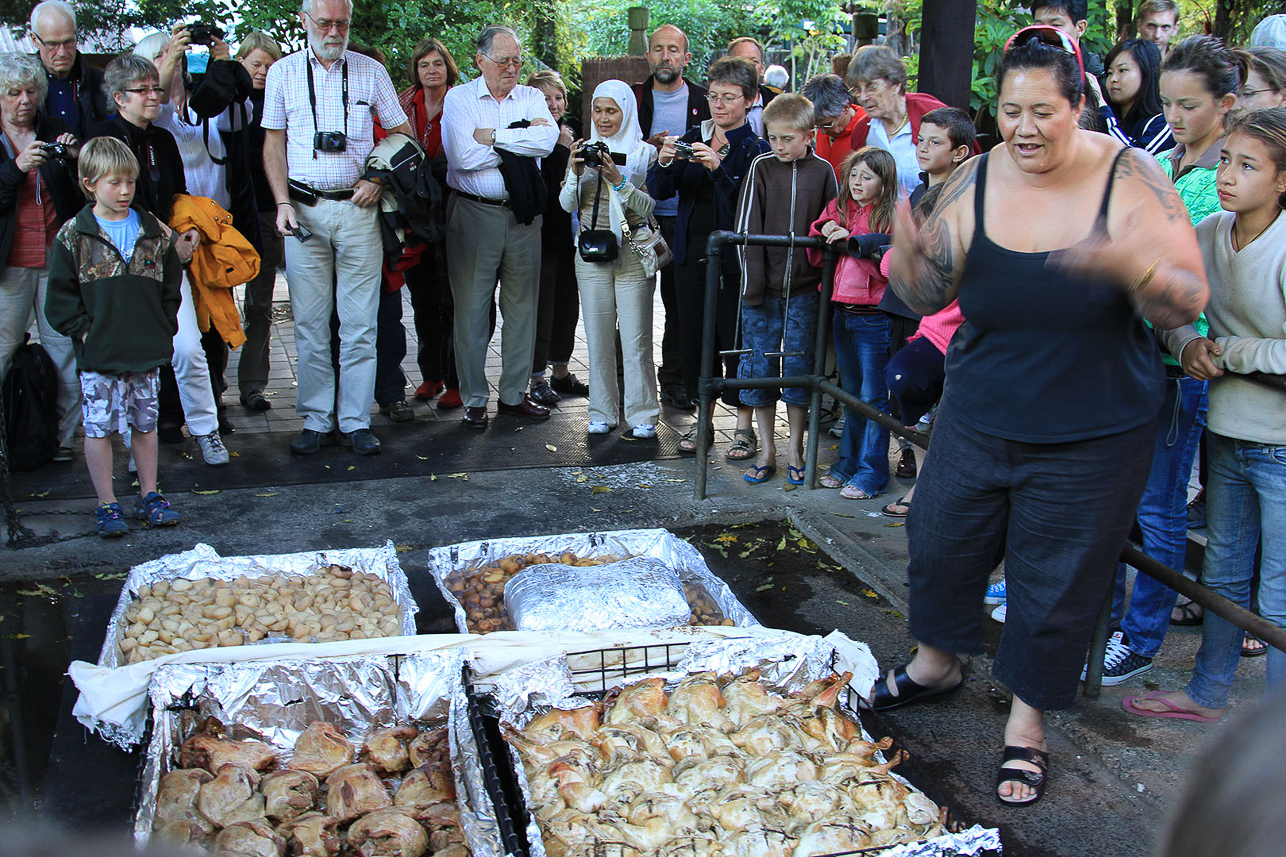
[463,406,488,429]
[497,394,550,420]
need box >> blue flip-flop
[744,464,776,484]
[787,465,805,485]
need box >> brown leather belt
[453,190,510,208]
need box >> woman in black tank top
[866,28,1211,807]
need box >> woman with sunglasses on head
[1101,38,1173,154]
[876,26,1208,806]
[843,45,948,197]
[649,56,770,461]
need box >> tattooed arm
[887,158,977,315]
[1059,148,1209,328]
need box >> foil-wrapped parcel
[136,650,507,857]
[427,529,757,634]
[485,635,1002,857]
[98,543,418,668]
[503,556,691,632]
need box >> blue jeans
[830,310,890,496]
[737,293,819,408]
[1186,432,1286,709]
[1115,377,1207,656]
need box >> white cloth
[156,103,230,210]
[865,116,920,197]
[71,623,805,746]
[261,49,407,191]
[442,76,557,199]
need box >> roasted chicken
[347,808,428,857]
[326,763,392,821]
[289,721,354,778]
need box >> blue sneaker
[134,491,181,527]
[96,502,129,538]
[984,579,1007,605]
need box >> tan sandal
[725,428,757,462]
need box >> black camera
[672,140,696,160]
[186,22,226,46]
[38,142,68,161]
[581,141,611,166]
[313,131,347,153]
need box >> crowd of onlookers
[3,0,1285,812]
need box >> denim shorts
[79,368,160,438]
[736,292,819,408]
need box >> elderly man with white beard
[263,0,413,456]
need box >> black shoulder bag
[577,168,618,263]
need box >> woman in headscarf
[560,79,660,439]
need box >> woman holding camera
[0,53,83,462]
[649,56,770,459]
[560,79,659,439]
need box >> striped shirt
[261,49,406,190]
[442,76,557,199]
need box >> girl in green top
[1093,36,1241,683]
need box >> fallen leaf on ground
[447,472,469,480]
[30,490,48,498]
[341,519,354,523]
[347,465,355,471]
[591,486,611,494]
[832,512,855,518]
[255,492,279,497]
[192,489,220,495]
[714,534,738,544]
[755,584,774,592]
[885,522,904,528]
[836,599,850,606]
[395,544,412,553]
[430,474,438,481]
[416,455,429,460]
[546,444,557,452]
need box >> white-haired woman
[0,52,83,461]
[561,79,660,439]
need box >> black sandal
[1171,597,1204,626]
[865,663,964,711]
[997,745,1049,806]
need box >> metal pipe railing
[691,229,1285,701]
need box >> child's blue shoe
[134,491,181,527]
[96,502,129,538]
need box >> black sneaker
[1081,635,1153,685]
[550,373,589,396]
[529,378,561,406]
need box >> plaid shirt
[262,49,407,191]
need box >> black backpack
[2,337,60,472]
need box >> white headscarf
[587,78,651,185]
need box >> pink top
[878,249,965,354]
[808,198,887,305]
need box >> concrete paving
[0,274,1270,854]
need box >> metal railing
[690,228,1284,702]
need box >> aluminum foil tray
[97,542,419,669]
[426,529,758,634]
[480,635,1002,857]
[135,650,509,857]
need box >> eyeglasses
[1240,88,1272,99]
[32,33,76,52]
[706,92,744,106]
[482,53,523,69]
[124,86,166,96]
[303,12,350,33]
[851,79,890,98]
[1004,25,1085,78]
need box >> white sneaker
[991,604,1007,623]
[829,416,846,438]
[629,424,656,439]
[195,431,230,466]
[587,421,614,435]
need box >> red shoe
[437,388,463,409]
[415,380,444,401]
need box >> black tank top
[943,151,1163,443]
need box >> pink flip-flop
[1121,691,1221,723]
